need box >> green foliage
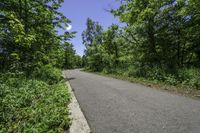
[82,0,200,90]
[178,68,200,89]
[81,18,104,70]
[0,0,75,131]
[0,74,71,132]
[0,0,74,71]
[32,65,62,85]
[164,74,178,86]
[86,42,104,71]
[63,43,82,69]
[82,18,103,49]
[146,67,167,81]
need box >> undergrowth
[0,71,71,132]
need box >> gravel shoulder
[63,71,91,133]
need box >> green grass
[0,74,71,132]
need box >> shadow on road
[65,77,76,81]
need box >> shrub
[127,66,138,77]
[0,75,71,132]
[102,68,109,74]
[146,67,166,81]
[178,68,200,89]
[164,74,177,85]
[32,64,62,84]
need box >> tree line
[0,0,77,132]
[82,0,200,88]
[0,0,80,72]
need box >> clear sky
[59,0,122,56]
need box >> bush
[178,68,200,89]
[127,65,143,77]
[0,75,71,132]
[137,67,200,89]
[102,68,109,74]
[164,74,177,85]
[32,64,62,84]
[145,67,166,81]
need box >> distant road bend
[64,69,200,133]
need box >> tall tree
[103,24,120,67]
[81,18,103,68]
[0,0,74,72]
[82,18,103,49]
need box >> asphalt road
[65,69,200,133]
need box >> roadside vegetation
[0,0,79,132]
[0,73,71,132]
[82,0,200,96]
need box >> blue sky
[59,0,122,56]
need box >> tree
[63,42,82,69]
[103,24,120,68]
[0,0,74,73]
[81,18,103,69]
[82,0,200,87]
[112,0,200,73]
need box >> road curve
[64,69,200,133]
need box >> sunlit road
[64,69,200,133]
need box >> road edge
[82,70,200,100]
[63,71,91,133]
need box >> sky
[59,0,122,56]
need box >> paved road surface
[65,69,200,133]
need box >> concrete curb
[63,71,91,133]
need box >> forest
[82,0,200,90]
[0,0,80,132]
[1,0,200,132]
